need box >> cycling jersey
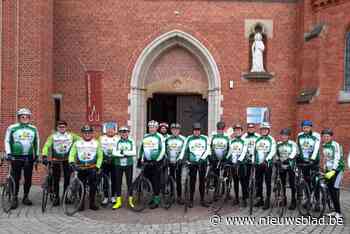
[165,135,186,163]
[42,132,80,159]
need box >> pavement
[0,184,349,234]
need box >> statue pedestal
[242,72,274,81]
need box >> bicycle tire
[160,176,176,209]
[96,174,110,207]
[270,180,285,217]
[309,186,327,218]
[205,173,220,204]
[63,178,84,216]
[184,176,190,213]
[1,176,15,213]
[41,176,49,213]
[296,181,310,216]
[129,177,153,212]
[248,177,255,216]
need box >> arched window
[345,31,350,91]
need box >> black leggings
[279,168,296,201]
[326,171,341,213]
[102,162,117,197]
[144,161,162,196]
[78,169,97,205]
[11,159,34,197]
[115,165,133,196]
[169,163,182,197]
[52,161,71,198]
[189,163,207,201]
[230,165,240,200]
[239,164,251,200]
[255,163,272,200]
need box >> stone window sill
[338,90,350,103]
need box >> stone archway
[129,30,222,142]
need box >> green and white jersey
[180,135,210,163]
[229,136,248,164]
[297,131,321,162]
[276,140,298,162]
[322,140,345,172]
[242,132,260,162]
[4,123,40,157]
[139,132,165,161]
[113,137,136,166]
[68,138,103,169]
[210,132,231,161]
[99,135,120,158]
[42,131,80,159]
[165,135,186,163]
[255,135,276,164]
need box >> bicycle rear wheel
[160,176,175,209]
[129,177,153,212]
[248,178,255,216]
[270,181,285,217]
[297,181,310,216]
[206,173,220,204]
[96,174,110,207]
[63,178,84,216]
[183,176,190,213]
[41,176,49,213]
[309,186,326,218]
[1,177,15,213]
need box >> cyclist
[138,120,166,209]
[112,126,136,209]
[99,122,119,205]
[254,122,276,210]
[230,124,248,206]
[165,123,186,204]
[4,108,40,209]
[276,128,298,210]
[68,125,103,211]
[297,120,321,211]
[41,120,80,206]
[209,121,231,181]
[321,128,345,218]
[159,122,170,138]
[179,122,210,208]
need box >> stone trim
[130,30,222,142]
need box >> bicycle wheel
[63,178,84,216]
[296,181,310,216]
[96,174,110,206]
[183,176,191,213]
[160,176,175,209]
[248,178,255,216]
[41,176,49,213]
[309,186,326,218]
[206,173,220,204]
[129,177,153,212]
[1,177,15,213]
[270,181,285,217]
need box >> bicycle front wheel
[248,178,255,216]
[160,176,176,210]
[309,185,326,218]
[183,176,191,213]
[297,181,310,216]
[270,181,285,217]
[129,177,153,212]
[1,177,15,213]
[63,178,84,216]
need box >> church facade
[0,0,350,183]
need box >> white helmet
[148,120,159,128]
[16,108,32,117]
[260,122,271,129]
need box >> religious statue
[251,32,265,72]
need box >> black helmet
[321,128,333,136]
[81,125,93,133]
[192,122,201,130]
[280,128,291,136]
[56,120,67,127]
[170,123,181,129]
[216,121,225,130]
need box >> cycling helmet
[81,125,93,133]
[148,120,159,128]
[119,126,130,132]
[321,128,333,136]
[216,121,226,130]
[280,128,291,136]
[301,120,313,127]
[170,123,181,129]
[260,122,271,129]
[192,122,201,130]
[17,108,32,117]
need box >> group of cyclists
[2,108,350,219]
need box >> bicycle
[205,159,221,207]
[294,162,311,216]
[129,161,154,212]
[160,159,176,209]
[41,161,59,213]
[270,160,288,217]
[308,170,329,218]
[62,169,84,216]
[96,170,111,207]
[0,155,15,213]
[182,161,192,213]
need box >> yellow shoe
[112,197,122,210]
[128,196,135,208]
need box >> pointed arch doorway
[130,30,221,141]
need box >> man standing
[42,120,80,206]
[138,120,166,209]
[254,122,276,210]
[180,122,210,208]
[165,123,186,204]
[69,125,103,211]
[4,108,40,209]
